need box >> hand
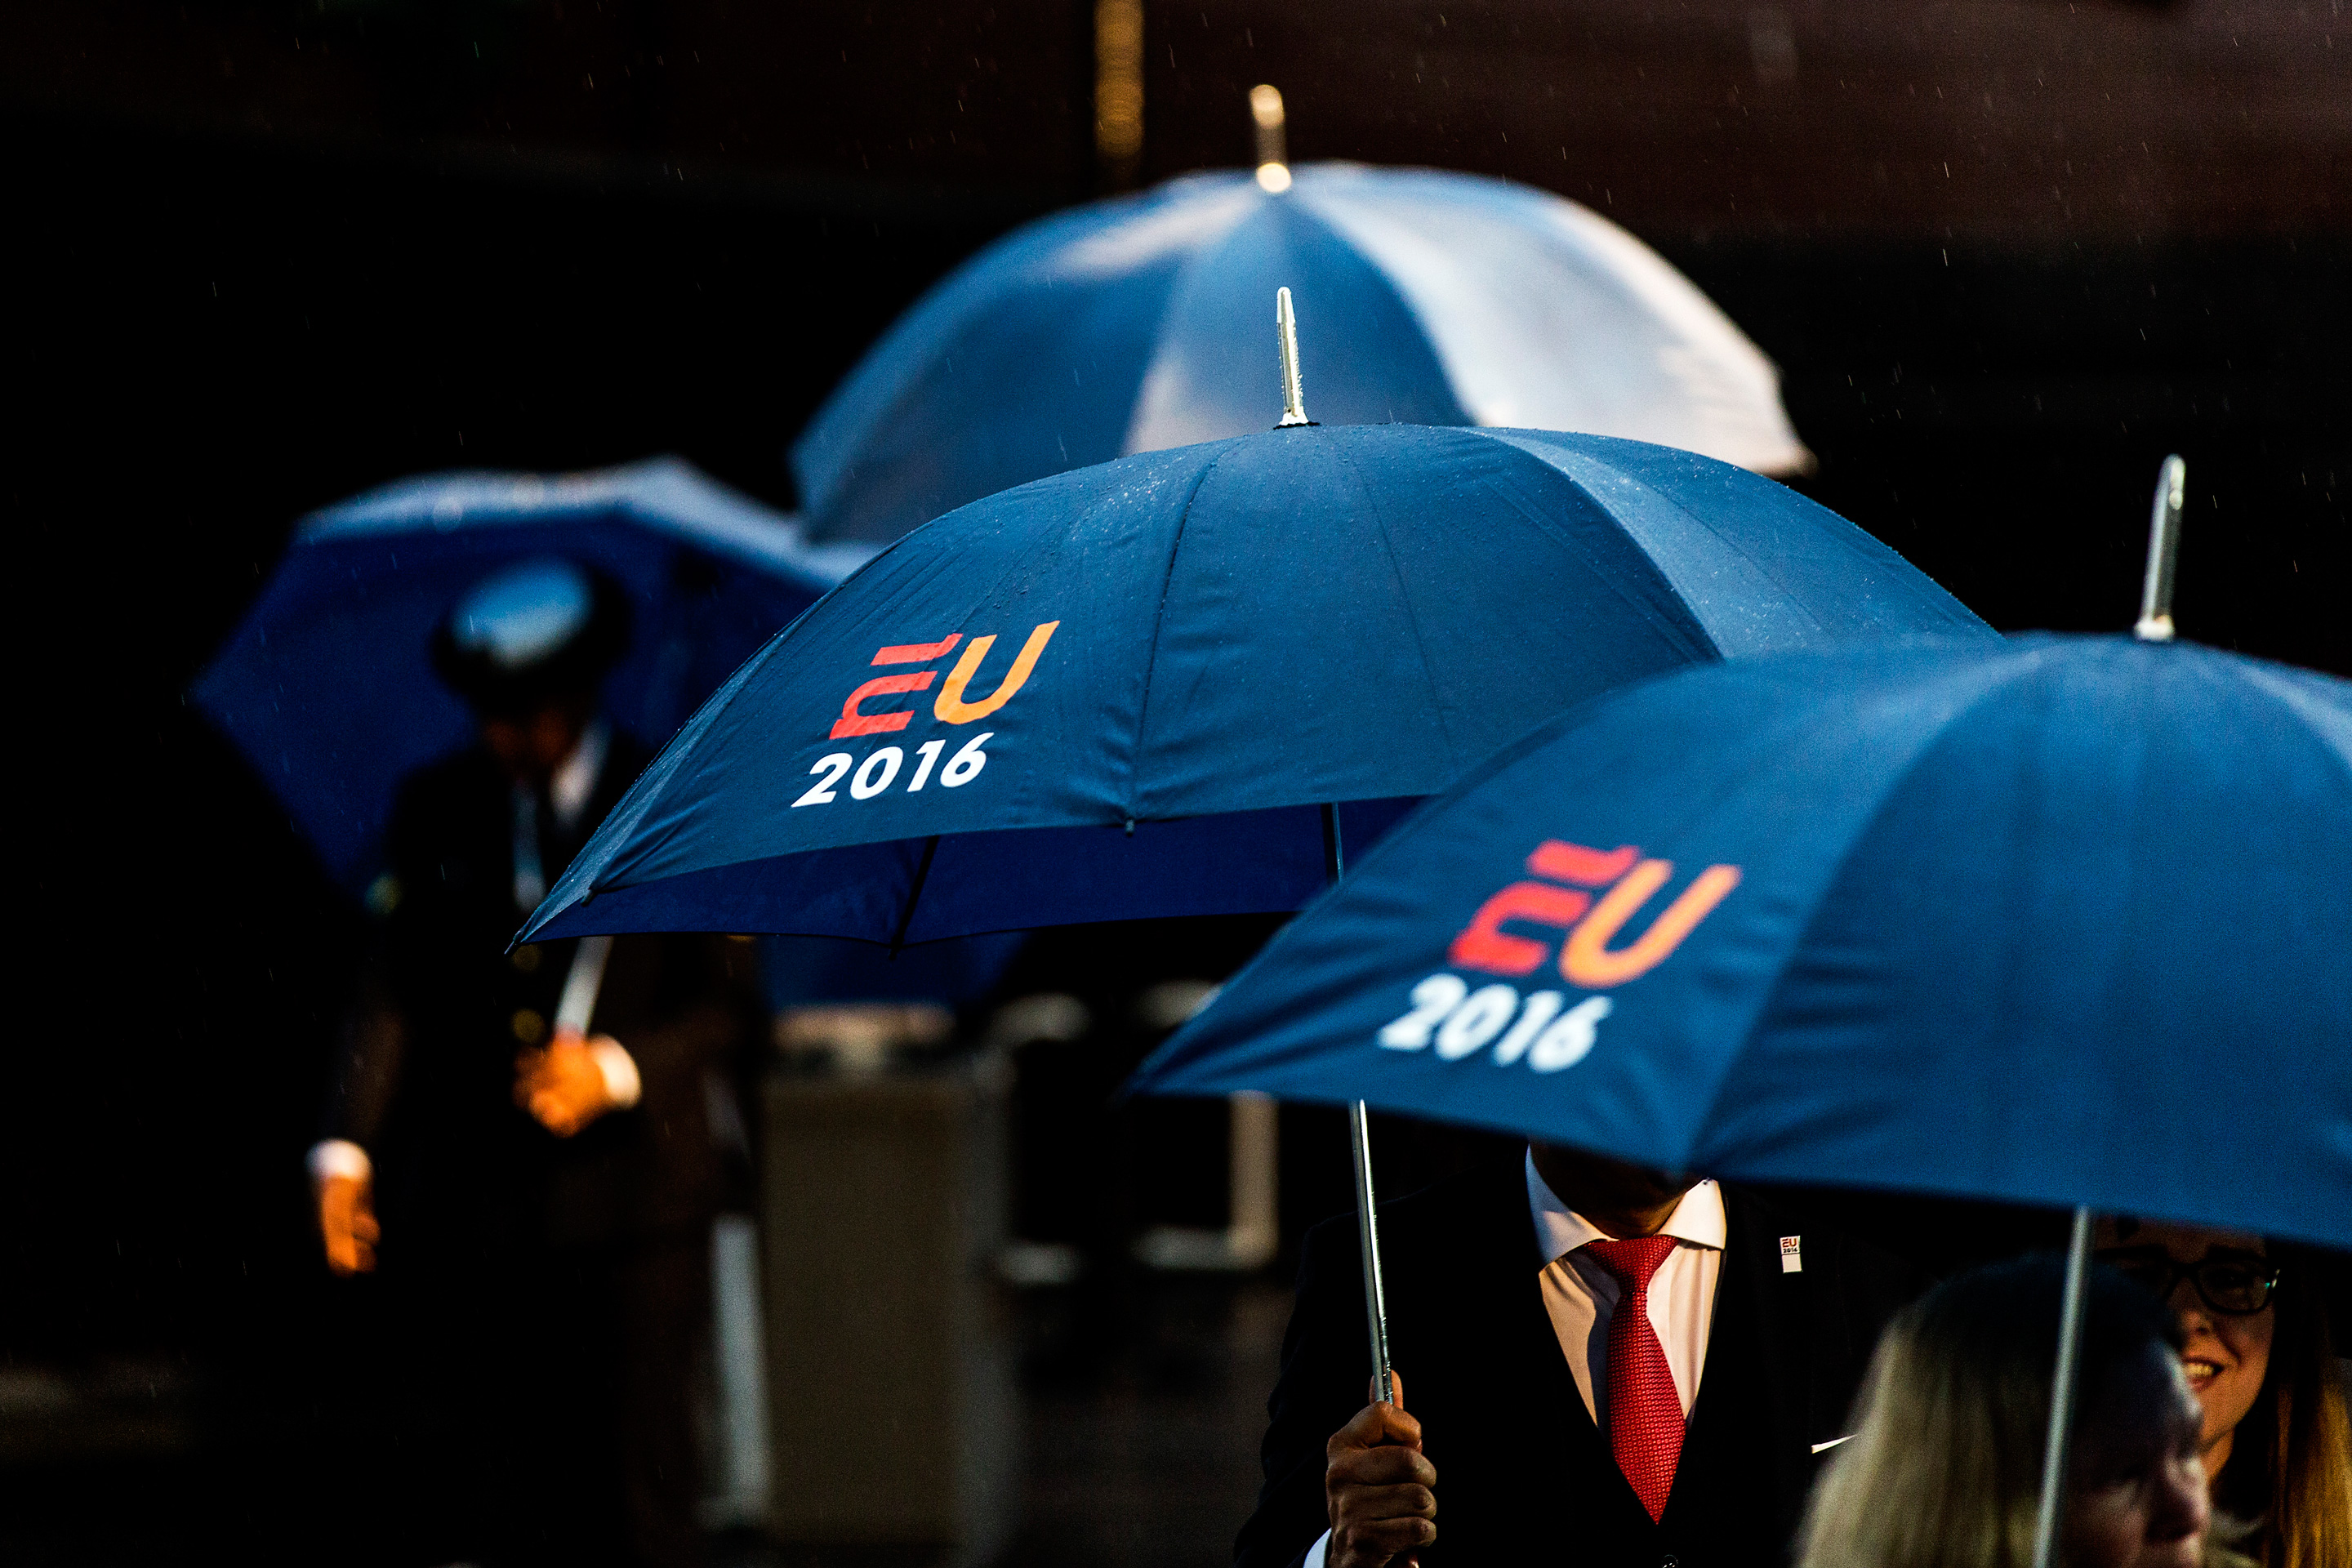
[514,1030,623,1137]
[316,1172,379,1275]
[1325,1370,1435,1568]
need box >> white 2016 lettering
[1492,991,1563,1066]
[793,752,853,807]
[791,733,997,806]
[1378,974,1468,1049]
[940,732,991,787]
[1434,985,1518,1059]
[850,747,902,799]
[1374,973,1612,1071]
[1527,996,1612,1072]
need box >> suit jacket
[1236,1163,1923,1568]
[326,731,761,1262]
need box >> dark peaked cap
[430,558,631,716]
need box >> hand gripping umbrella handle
[1324,801,1396,1407]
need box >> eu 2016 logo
[1374,840,1740,1073]
[792,622,1060,808]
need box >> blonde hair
[1797,1288,2045,1566]
[1795,1256,2238,1568]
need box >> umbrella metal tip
[1256,162,1293,194]
[1276,287,1312,427]
[2133,454,2186,643]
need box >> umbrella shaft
[555,933,613,1038]
[2030,1206,2096,1568]
[1350,1100,1396,1405]
[1328,804,1392,1404]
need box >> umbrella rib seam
[2226,660,2352,794]
[1125,452,1229,820]
[1335,434,1462,768]
[1536,446,1730,660]
[1468,434,1722,663]
[1682,648,2049,1153]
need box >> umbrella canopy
[194,457,858,892]
[519,425,1989,949]
[1128,635,2352,1250]
[792,164,1810,543]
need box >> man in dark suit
[1236,1143,1922,1568]
[309,559,762,1568]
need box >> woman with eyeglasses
[2096,1219,2352,1568]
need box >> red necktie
[1584,1235,1684,1522]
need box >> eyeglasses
[2097,1247,2281,1316]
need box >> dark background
[3,0,2346,1555]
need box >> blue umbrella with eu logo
[1125,466,2351,1566]
[517,304,1988,956]
[1126,642,2352,1248]
[192,456,859,897]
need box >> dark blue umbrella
[518,425,1991,949]
[1127,633,2352,1250]
[194,457,858,893]
[791,164,1811,544]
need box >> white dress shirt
[549,719,608,830]
[1302,1156,1727,1568]
[1529,1152,1725,1426]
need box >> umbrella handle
[2030,1205,2096,1568]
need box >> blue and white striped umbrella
[793,163,1811,543]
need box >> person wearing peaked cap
[1236,1145,1927,1568]
[308,558,763,1568]
[426,557,635,723]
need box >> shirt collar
[1525,1148,1726,1267]
[549,719,608,831]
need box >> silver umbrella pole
[1282,291,1388,1405]
[1323,799,1396,1406]
[555,933,614,1037]
[2030,1205,2096,1568]
[1349,1101,1396,1405]
[2034,456,2190,1566]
